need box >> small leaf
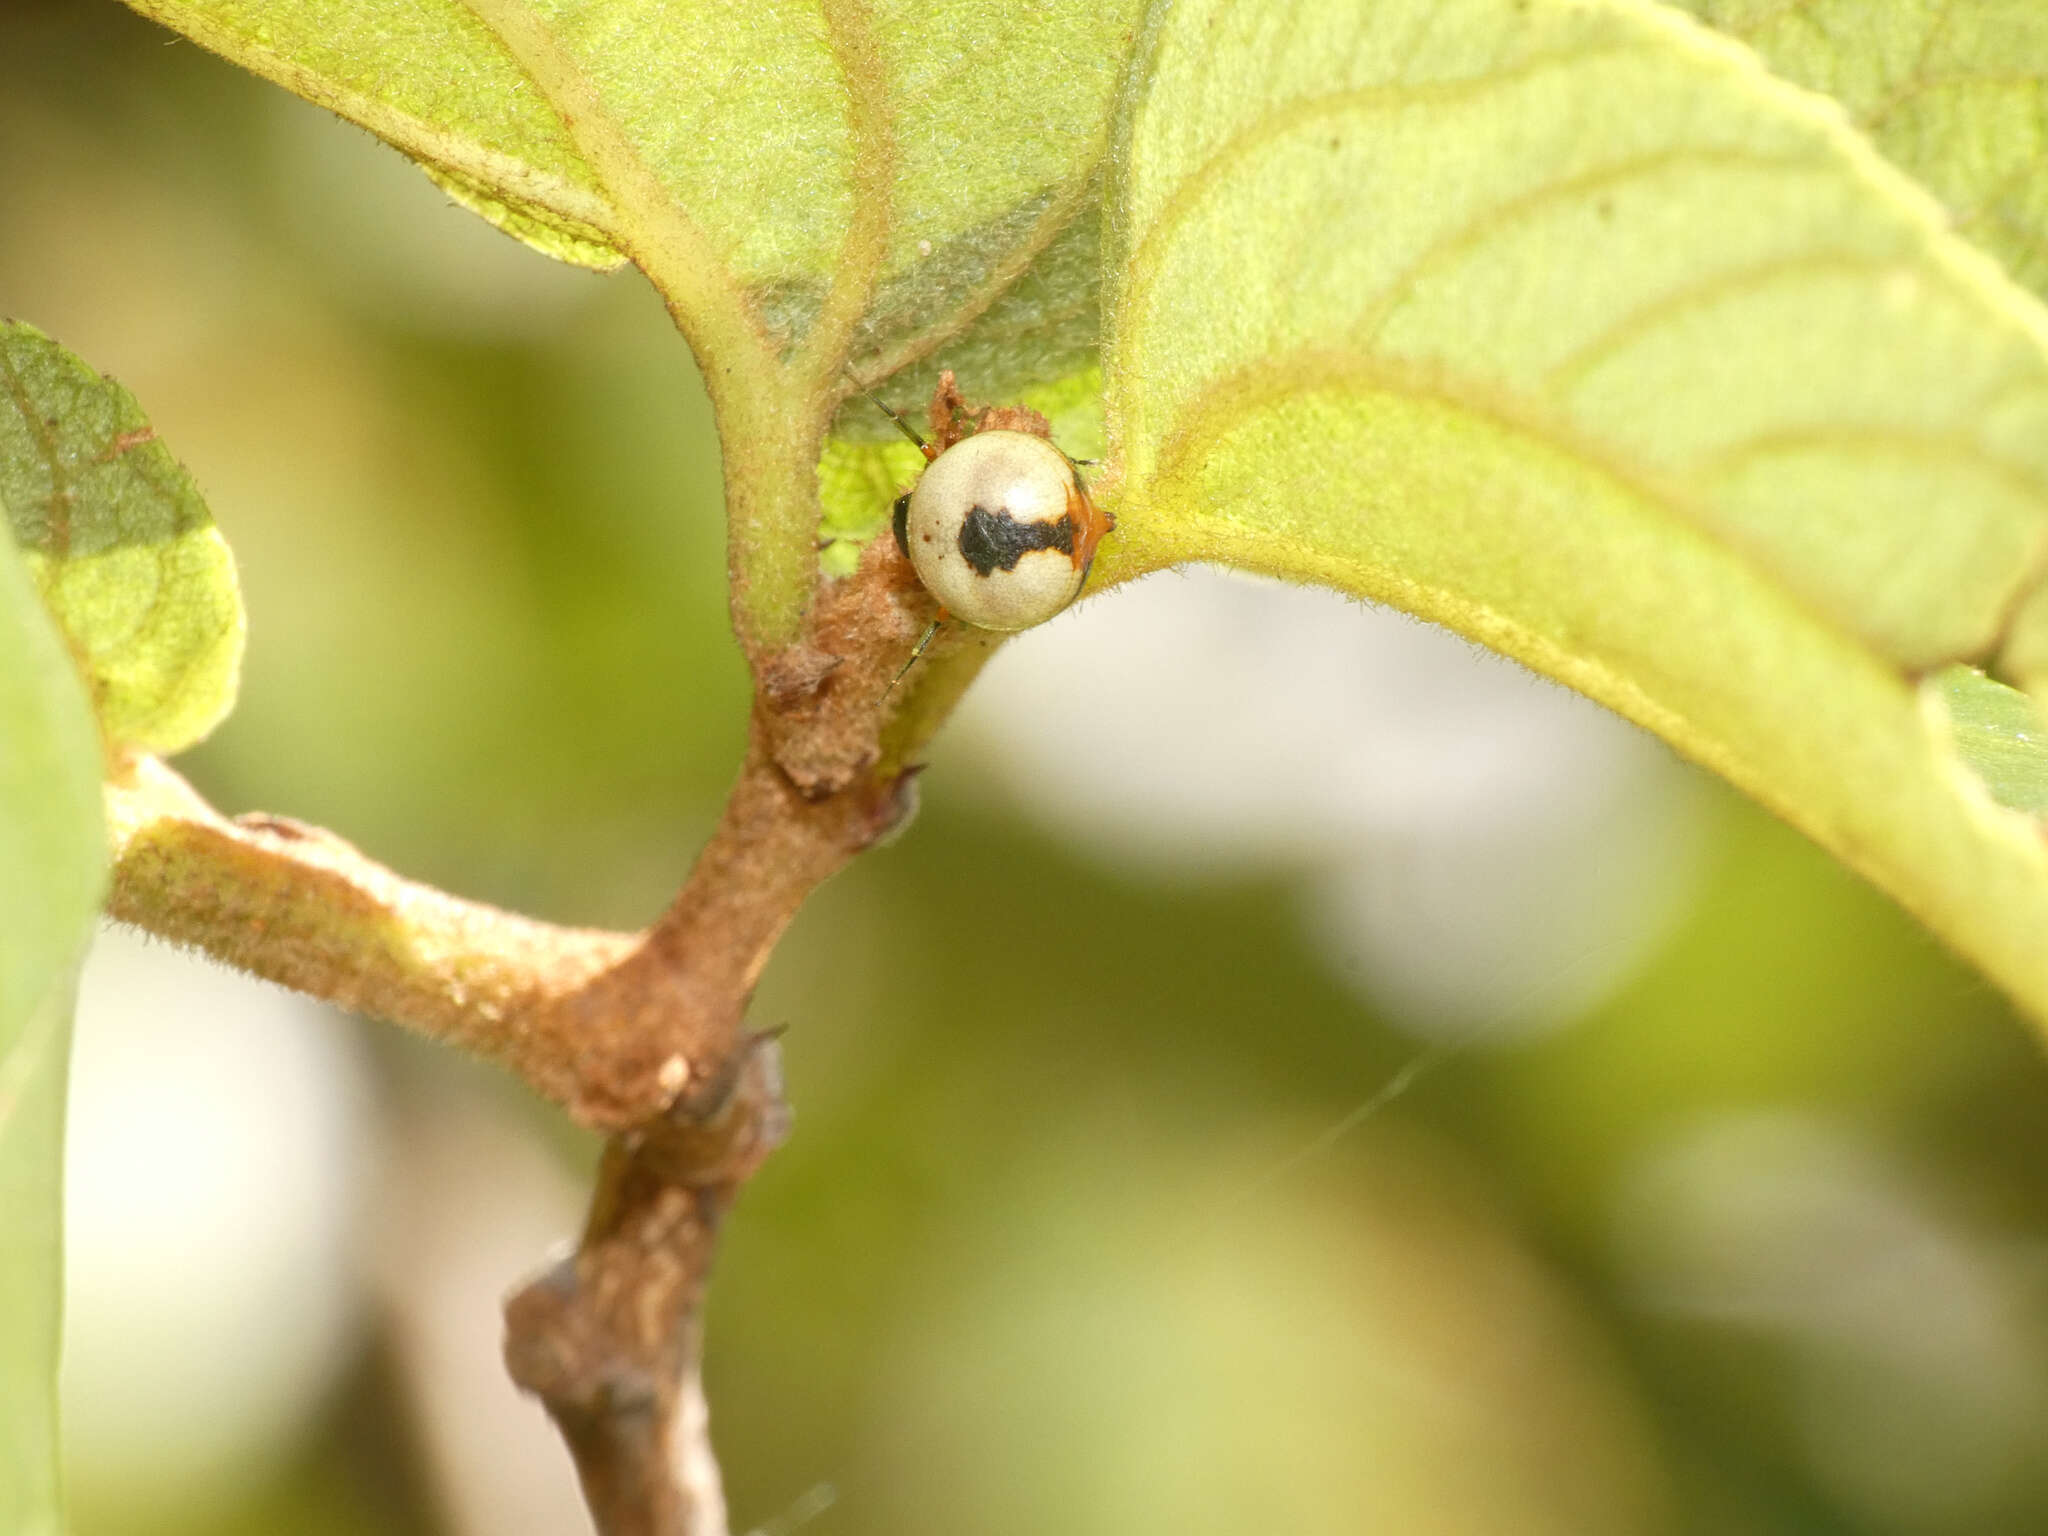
[0,525,107,1536]
[1103,0,2048,1028]
[817,435,925,580]
[0,322,245,755]
[1672,0,2048,301]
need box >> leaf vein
[1690,424,2048,511]
[1141,350,2039,680]
[1866,71,2048,132]
[1118,36,1654,370]
[0,982,63,1148]
[796,0,899,386]
[1542,250,1913,395]
[1355,145,1832,347]
[455,0,776,385]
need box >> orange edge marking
[1066,476,1114,571]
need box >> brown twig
[107,520,981,1531]
[491,529,951,1532]
[105,535,938,1131]
[104,754,642,1113]
[503,1034,790,1536]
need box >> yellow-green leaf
[1102,0,2048,1029]
[839,202,1108,432]
[1931,664,2048,817]
[0,323,244,756]
[0,524,107,1536]
[1672,0,2048,301]
[121,0,1141,642]
[123,0,1137,362]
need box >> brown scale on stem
[928,365,1053,448]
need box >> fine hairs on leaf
[1669,0,2048,301]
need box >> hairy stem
[105,753,638,1078]
[106,696,914,1128]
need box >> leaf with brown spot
[0,321,243,755]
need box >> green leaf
[0,522,107,1536]
[121,0,1141,641]
[0,322,245,756]
[1671,0,2048,301]
[1930,664,2048,817]
[118,0,1137,369]
[1103,0,2048,1028]
[838,201,1109,434]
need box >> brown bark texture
[106,522,972,1534]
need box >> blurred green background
[10,5,2048,1535]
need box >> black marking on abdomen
[958,505,1074,576]
[892,494,911,558]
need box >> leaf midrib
[796,0,898,388]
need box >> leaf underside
[1101,0,2048,1028]
[1671,0,2048,304]
[21,0,2043,1517]
[94,0,2048,1026]
[120,0,1142,637]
